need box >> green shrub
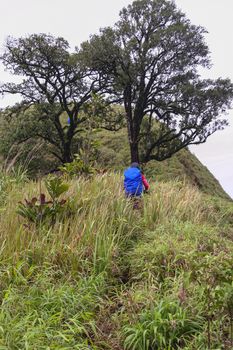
[17,176,69,225]
[59,155,95,177]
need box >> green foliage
[0,2,233,348]
[95,129,130,169]
[0,108,62,176]
[0,266,106,349]
[45,176,69,201]
[0,173,233,349]
[59,155,95,177]
[17,176,69,225]
[82,93,126,131]
[0,33,107,164]
[81,0,233,163]
[1,0,233,170]
[123,300,203,350]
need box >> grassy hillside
[96,129,231,201]
[0,171,232,349]
[0,116,230,201]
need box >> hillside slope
[0,173,232,349]
[96,129,231,201]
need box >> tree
[80,0,233,163]
[0,34,106,163]
[0,105,64,174]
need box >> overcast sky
[0,0,233,197]
[175,0,233,198]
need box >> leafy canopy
[0,34,105,163]
[80,0,233,162]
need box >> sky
[0,0,233,198]
[175,0,233,198]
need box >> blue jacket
[124,167,143,196]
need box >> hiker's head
[131,162,140,169]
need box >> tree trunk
[130,141,139,163]
[62,142,73,163]
[62,120,75,163]
[124,87,141,164]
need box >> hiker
[124,162,149,198]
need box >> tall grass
[0,172,232,349]
[0,175,138,272]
